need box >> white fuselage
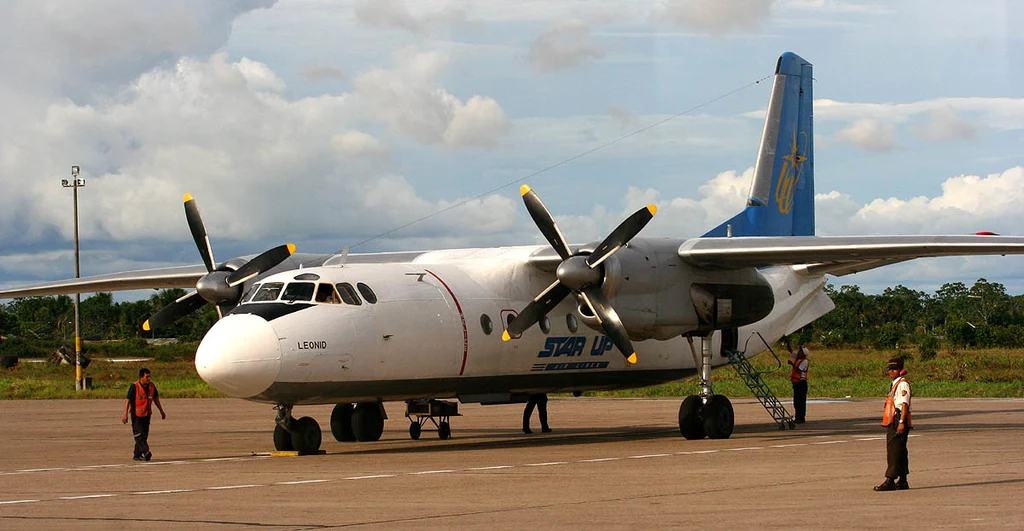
[194,245,833,405]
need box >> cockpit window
[335,282,362,305]
[252,282,284,302]
[315,283,341,304]
[240,283,260,303]
[356,282,377,304]
[281,282,315,302]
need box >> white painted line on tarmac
[525,462,568,467]
[409,469,456,475]
[811,440,846,445]
[628,454,671,459]
[207,484,262,490]
[725,447,764,451]
[17,468,64,472]
[132,489,192,495]
[344,474,396,480]
[581,457,621,463]
[0,499,39,505]
[277,479,330,485]
[58,494,117,500]
[684,450,720,454]
[467,465,515,470]
[769,443,808,448]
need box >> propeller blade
[586,204,657,268]
[142,290,207,332]
[521,185,572,260]
[184,193,216,273]
[503,280,572,340]
[226,244,296,287]
[580,286,637,365]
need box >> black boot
[873,479,896,491]
[895,477,909,490]
[523,427,532,434]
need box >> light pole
[61,166,86,390]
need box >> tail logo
[774,130,808,214]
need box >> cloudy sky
[1,0,1022,298]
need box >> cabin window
[480,314,493,335]
[240,283,260,303]
[335,282,363,305]
[281,282,315,302]
[315,283,341,304]
[566,313,578,333]
[252,282,284,302]
[356,282,378,304]
[540,315,551,334]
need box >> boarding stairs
[724,332,795,430]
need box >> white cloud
[353,49,510,147]
[527,19,606,73]
[301,64,346,81]
[909,106,981,143]
[835,117,897,152]
[330,131,388,158]
[816,166,1024,235]
[353,0,471,34]
[659,0,778,34]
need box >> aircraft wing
[677,235,1024,277]
[0,265,207,299]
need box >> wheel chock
[270,450,326,457]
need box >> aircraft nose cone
[196,314,281,399]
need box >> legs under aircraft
[679,335,735,440]
[273,403,323,453]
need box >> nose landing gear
[273,404,324,453]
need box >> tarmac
[0,396,1021,530]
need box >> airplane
[4,51,1024,453]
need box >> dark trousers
[885,421,909,480]
[523,394,549,430]
[792,380,807,422]
[132,415,151,458]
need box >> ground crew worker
[784,337,809,423]
[523,393,551,434]
[121,367,166,461]
[875,358,912,491]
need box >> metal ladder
[724,332,795,430]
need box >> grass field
[0,345,1021,400]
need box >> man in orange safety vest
[121,368,166,461]
[875,358,912,491]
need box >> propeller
[142,194,296,332]
[503,185,656,365]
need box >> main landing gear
[272,402,388,453]
[678,335,735,440]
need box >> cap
[887,358,904,371]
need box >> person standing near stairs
[784,337,809,424]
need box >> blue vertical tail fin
[704,52,814,238]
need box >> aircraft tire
[290,416,322,453]
[330,403,356,442]
[702,395,734,440]
[678,395,706,440]
[273,424,294,451]
[351,403,384,442]
[409,422,422,440]
[438,421,451,440]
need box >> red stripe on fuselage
[424,269,470,376]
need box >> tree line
[2,279,1023,355]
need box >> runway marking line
[0,434,925,507]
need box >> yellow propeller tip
[501,330,511,341]
[626,353,638,365]
[286,243,297,255]
[183,193,194,203]
[520,184,532,196]
[647,204,657,216]
[142,321,151,332]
